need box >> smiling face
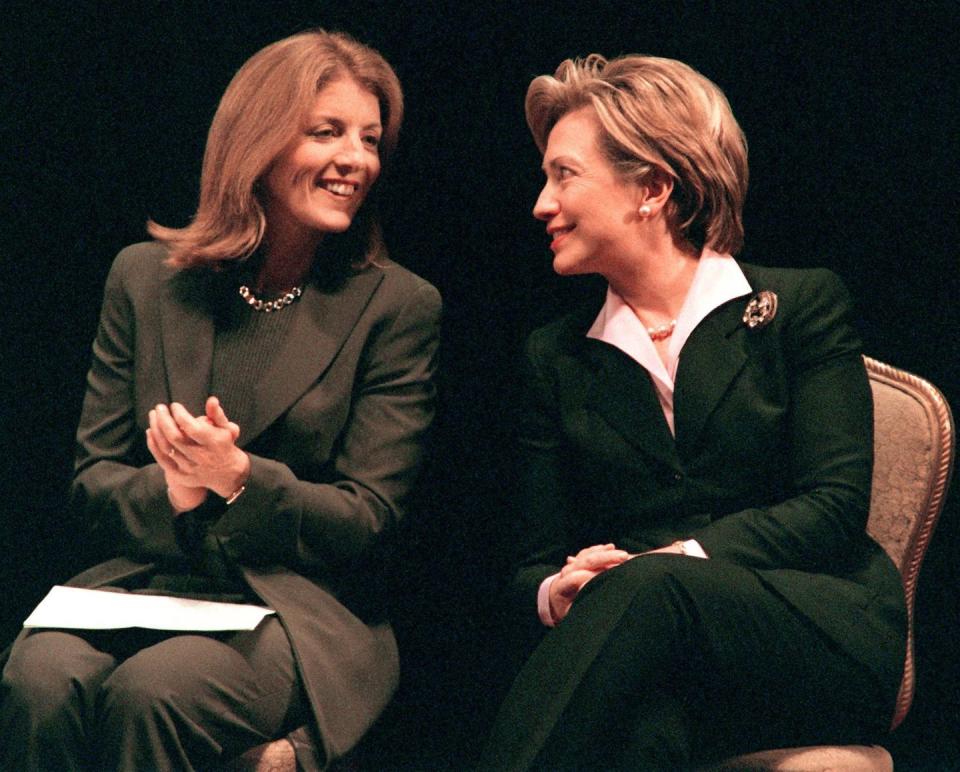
[533,106,644,278]
[262,76,382,252]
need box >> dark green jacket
[509,263,905,694]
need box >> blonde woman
[1,29,440,771]
[481,54,904,770]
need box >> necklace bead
[238,284,303,313]
[646,319,677,341]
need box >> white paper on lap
[23,585,275,631]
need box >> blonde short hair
[526,54,748,254]
[149,29,403,270]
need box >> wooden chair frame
[864,356,954,730]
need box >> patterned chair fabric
[705,356,955,771]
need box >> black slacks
[480,555,894,772]
[0,617,308,771]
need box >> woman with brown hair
[480,54,904,770]
[1,29,440,771]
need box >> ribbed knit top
[210,292,302,441]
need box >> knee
[98,664,167,722]
[585,554,702,604]
[574,554,726,636]
[98,654,198,731]
[98,636,233,727]
[3,669,66,728]
[2,632,108,733]
[2,670,72,736]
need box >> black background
[3,1,958,768]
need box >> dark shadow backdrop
[3,2,958,768]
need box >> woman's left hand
[147,397,250,500]
[549,544,633,624]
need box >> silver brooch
[742,290,778,329]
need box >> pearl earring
[638,205,652,218]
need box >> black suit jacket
[509,262,906,694]
[35,241,440,768]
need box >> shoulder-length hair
[148,29,403,271]
[525,54,748,255]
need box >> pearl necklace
[646,319,677,341]
[238,284,304,313]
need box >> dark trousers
[480,555,895,771]
[0,617,307,771]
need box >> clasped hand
[548,541,689,624]
[146,396,250,514]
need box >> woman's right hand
[146,396,242,515]
[146,414,208,514]
[548,543,633,624]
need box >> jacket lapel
[159,262,384,445]
[574,263,758,464]
[160,266,216,416]
[244,265,384,443]
[673,296,750,452]
[584,338,678,465]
